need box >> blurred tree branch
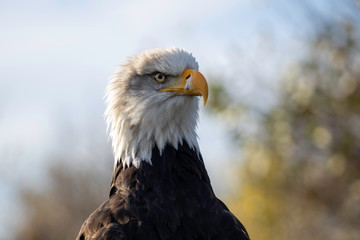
[14,157,112,240]
[207,2,360,240]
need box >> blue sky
[0,0,339,238]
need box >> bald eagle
[76,48,250,240]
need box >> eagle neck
[111,141,211,189]
[109,98,200,169]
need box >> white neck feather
[106,91,199,168]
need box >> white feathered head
[105,47,208,168]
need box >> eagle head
[105,47,208,168]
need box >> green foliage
[209,18,360,240]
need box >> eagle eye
[153,72,167,83]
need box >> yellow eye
[153,72,167,83]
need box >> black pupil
[158,74,163,79]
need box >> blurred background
[1,0,360,239]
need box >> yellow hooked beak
[158,69,209,106]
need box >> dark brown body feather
[76,142,250,240]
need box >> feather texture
[77,143,250,240]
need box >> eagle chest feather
[77,143,249,240]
